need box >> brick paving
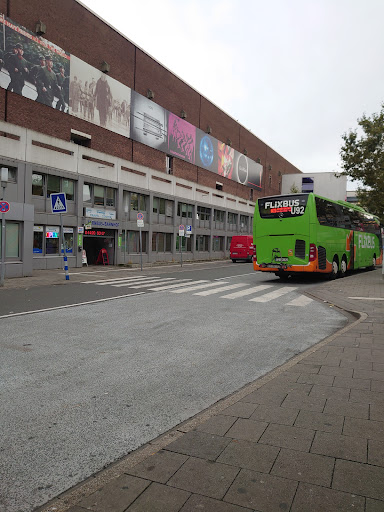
[24,267,384,512]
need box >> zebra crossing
[82,275,314,306]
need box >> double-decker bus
[253,193,383,279]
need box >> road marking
[82,276,148,284]
[221,284,273,299]
[0,292,145,319]
[171,281,229,293]
[286,295,313,306]
[249,287,297,302]
[113,277,174,288]
[194,283,247,296]
[129,279,185,289]
[348,297,384,301]
[149,280,206,291]
[214,272,256,280]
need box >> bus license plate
[275,257,288,262]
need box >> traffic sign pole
[0,182,8,287]
[60,213,69,281]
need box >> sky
[79,0,384,189]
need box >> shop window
[176,235,192,252]
[0,222,20,258]
[212,236,224,252]
[33,226,44,254]
[152,232,172,252]
[64,228,74,253]
[46,226,60,255]
[196,235,210,252]
[125,231,147,253]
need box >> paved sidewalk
[27,268,383,512]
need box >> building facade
[0,0,301,278]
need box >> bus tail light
[309,244,317,261]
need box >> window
[176,235,192,252]
[214,209,225,222]
[196,235,210,252]
[302,177,314,193]
[197,206,211,221]
[226,236,232,250]
[1,166,17,183]
[130,192,147,212]
[0,222,20,258]
[152,232,172,252]
[216,182,223,191]
[240,215,249,229]
[32,172,76,200]
[228,212,238,225]
[177,202,193,218]
[33,226,44,254]
[166,155,173,175]
[212,236,224,251]
[123,231,147,253]
[83,183,116,208]
[32,173,44,196]
[47,175,60,197]
[153,197,173,217]
[63,228,74,253]
[45,226,60,255]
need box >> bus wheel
[329,259,338,280]
[368,256,376,270]
[339,258,347,278]
[232,259,237,263]
[275,272,289,281]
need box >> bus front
[253,194,316,278]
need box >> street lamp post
[0,167,9,287]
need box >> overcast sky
[80,0,384,188]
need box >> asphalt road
[0,263,348,512]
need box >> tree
[290,183,300,194]
[340,104,384,223]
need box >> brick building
[0,0,301,277]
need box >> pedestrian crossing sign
[50,193,67,213]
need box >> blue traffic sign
[50,193,67,213]
[0,201,10,213]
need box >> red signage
[84,229,114,237]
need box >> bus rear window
[258,195,308,219]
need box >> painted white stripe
[82,275,150,284]
[214,272,256,280]
[113,277,167,287]
[249,287,297,302]
[286,295,314,306]
[348,297,384,301]
[171,281,229,293]
[129,279,180,289]
[0,292,145,319]
[221,284,273,299]
[194,283,247,296]
[149,280,206,291]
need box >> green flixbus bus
[253,193,383,279]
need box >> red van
[230,235,253,262]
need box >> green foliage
[290,183,300,194]
[340,104,384,223]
